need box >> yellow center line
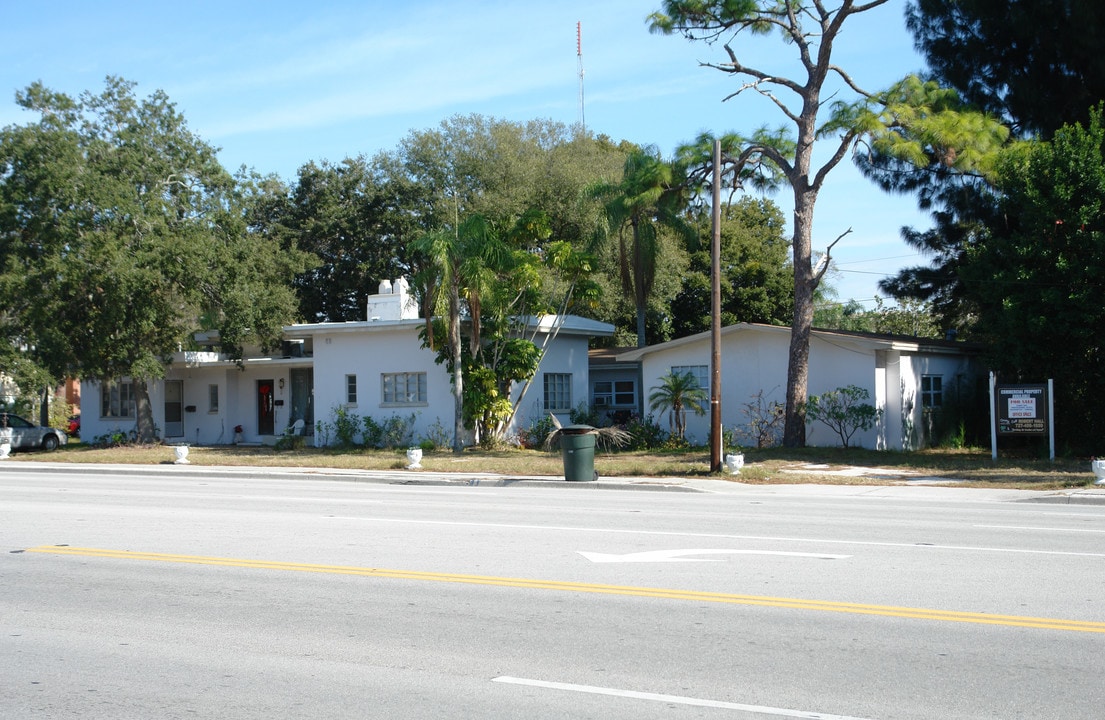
[26,545,1105,634]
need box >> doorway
[257,379,275,435]
[290,368,314,436]
[164,380,183,438]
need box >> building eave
[283,314,614,339]
[282,318,425,338]
[516,314,616,337]
[614,322,981,361]
[168,354,314,370]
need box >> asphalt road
[2,465,1103,719]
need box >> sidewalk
[3,460,1104,504]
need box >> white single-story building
[611,323,983,450]
[80,278,614,447]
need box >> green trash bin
[559,425,597,482]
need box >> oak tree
[0,78,309,441]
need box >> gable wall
[638,329,879,448]
[310,327,596,444]
[310,325,454,445]
[513,333,592,431]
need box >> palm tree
[648,371,708,440]
[411,214,508,452]
[410,226,465,452]
[588,147,695,347]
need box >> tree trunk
[783,179,818,448]
[134,380,157,444]
[39,387,50,426]
[448,275,464,453]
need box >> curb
[0,461,706,493]
[3,461,1104,502]
[1015,490,1105,505]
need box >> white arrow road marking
[492,676,876,719]
[577,548,850,563]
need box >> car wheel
[42,434,60,452]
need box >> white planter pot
[0,442,10,460]
[406,447,423,469]
[724,453,745,474]
[1092,459,1105,486]
[173,445,190,465]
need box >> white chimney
[366,276,418,321]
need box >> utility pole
[709,139,723,472]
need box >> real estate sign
[995,384,1049,435]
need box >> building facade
[80,279,614,447]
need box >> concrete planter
[1092,459,1105,486]
[172,445,190,464]
[724,453,745,474]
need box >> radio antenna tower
[576,21,586,133]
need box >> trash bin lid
[559,424,595,435]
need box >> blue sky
[1,0,931,306]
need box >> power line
[833,254,924,266]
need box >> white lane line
[355,517,1105,558]
[974,524,1105,533]
[578,548,851,562]
[492,676,877,719]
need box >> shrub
[622,413,667,451]
[569,402,601,428]
[332,405,361,447]
[741,390,785,448]
[804,385,881,448]
[49,400,76,435]
[380,413,417,448]
[274,434,306,452]
[421,417,452,450]
[519,414,558,449]
[363,413,418,449]
[660,435,691,451]
[362,415,383,448]
[314,419,333,446]
[92,430,134,448]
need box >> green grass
[10,441,1099,491]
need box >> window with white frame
[382,372,426,405]
[670,365,709,394]
[544,373,573,412]
[593,380,636,407]
[345,374,358,404]
[921,375,943,409]
[100,379,135,418]
[208,384,219,413]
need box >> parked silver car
[1,413,68,452]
